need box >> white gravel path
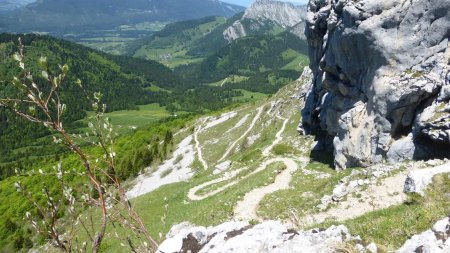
[187,167,247,201]
[295,171,408,228]
[218,106,264,162]
[203,111,237,130]
[262,117,289,157]
[194,119,209,170]
[126,135,196,199]
[225,113,250,134]
[189,104,302,222]
[233,157,308,221]
[220,77,229,87]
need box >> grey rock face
[302,0,450,169]
[223,0,307,42]
[297,67,314,134]
[404,162,450,196]
[290,21,307,40]
[157,220,361,253]
[386,134,416,164]
[298,66,314,101]
[397,217,450,253]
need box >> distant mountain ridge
[0,0,34,12]
[223,0,307,42]
[187,0,307,57]
[0,0,244,33]
[126,0,309,87]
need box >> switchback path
[233,157,309,221]
[218,106,264,162]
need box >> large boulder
[301,0,450,169]
[404,162,450,196]
[157,220,361,253]
[397,217,450,253]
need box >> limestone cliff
[223,0,307,42]
[301,0,450,169]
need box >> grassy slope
[8,72,448,252]
[76,21,168,55]
[318,174,450,251]
[207,75,249,87]
[83,103,173,135]
[176,32,309,84]
[102,103,170,127]
[0,113,196,251]
[106,78,448,252]
[0,33,188,177]
[131,17,227,68]
[79,76,307,252]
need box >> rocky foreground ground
[128,1,450,252]
[157,159,450,253]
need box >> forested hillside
[187,13,244,57]
[126,16,228,67]
[0,34,148,177]
[127,13,246,64]
[0,34,243,179]
[176,31,309,93]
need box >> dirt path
[187,167,247,201]
[218,106,264,162]
[189,110,301,222]
[194,119,209,170]
[234,157,308,221]
[262,117,289,156]
[220,77,229,87]
[226,114,250,134]
[293,172,408,228]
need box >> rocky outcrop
[404,162,450,196]
[157,221,364,253]
[289,21,307,40]
[223,0,307,42]
[301,0,450,169]
[223,21,247,42]
[397,216,450,253]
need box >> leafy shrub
[160,168,173,178]
[272,144,295,155]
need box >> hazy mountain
[0,0,245,33]
[126,0,309,88]
[126,0,309,63]
[189,0,307,56]
[0,0,34,12]
[223,0,307,42]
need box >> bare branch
[5,37,159,253]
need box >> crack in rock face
[301,0,450,169]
